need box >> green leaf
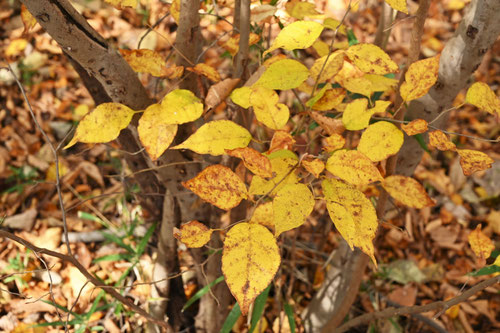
[249,284,272,333]
[93,253,133,263]
[183,275,225,311]
[100,231,135,254]
[136,223,157,256]
[284,303,296,333]
[469,265,500,277]
[220,302,242,333]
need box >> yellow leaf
[104,0,136,9]
[384,0,408,14]
[138,104,178,160]
[269,131,295,153]
[21,5,37,34]
[174,221,213,248]
[220,33,261,57]
[249,202,275,230]
[446,0,467,10]
[6,39,28,57]
[254,59,309,90]
[364,74,398,92]
[285,0,321,20]
[46,162,68,182]
[312,88,346,111]
[322,178,378,266]
[370,100,392,114]
[323,17,347,35]
[428,130,456,151]
[312,40,330,57]
[222,223,280,315]
[265,20,324,55]
[345,43,398,75]
[358,121,404,162]
[274,184,315,236]
[302,158,325,178]
[468,225,494,265]
[400,55,440,102]
[183,165,248,210]
[340,76,373,97]
[226,147,273,178]
[65,103,135,148]
[249,150,299,196]
[323,133,345,151]
[465,82,500,116]
[231,86,252,108]
[159,89,203,124]
[120,49,171,77]
[250,87,289,130]
[309,51,345,83]
[171,0,180,23]
[401,119,428,136]
[457,149,494,176]
[187,63,221,82]
[306,85,328,108]
[342,99,371,130]
[326,150,383,186]
[382,175,435,208]
[173,120,252,156]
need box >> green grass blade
[284,302,296,333]
[248,284,271,333]
[220,302,241,333]
[183,275,225,311]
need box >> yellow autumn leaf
[254,59,309,90]
[465,82,500,116]
[340,76,373,97]
[323,17,347,35]
[326,150,383,186]
[104,0,137,9]
[183,165,248,210]
[21,5,37,34]
[173,120,252,156]
[345,43,398,75]
[370,100,392,114]
[249,202,275,230]
[285,0,321,19]
[250,87,289,130]
[382,175,435,208]
[220,33,261,56]
[309,51,345,83]
[159,89,203,124]
[457,149,494,176]
[322,178,378,266]
[65,103,135,148]
[302,158,325,178]
[364,74,398,92]
[187,63,221,83]
[46,162,68,182]
[323,133,345,151]
[400,55,440,102]
[468,225,494,265]
[312,40,330,57]
[171,0,180,23]
[174,221,213,248]
[358,121,404,162]
[6,39,28,57]
[428,130,456,151]
[138,104,178,160]
[120,49,171,77]
[384,0,408,14]
[274,184,315,236]
[265,21,324,55]
[269,131,296,153]
[401,119,428,136]
[231,86,252,108]
[249,150,299,196]
[222,223,280,315]
[226,147,273,178]
[306,85,328,108]
[342,99,371,130]
[312,88,346,111]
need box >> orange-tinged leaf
[104,0,137,9]
[65,103,135,148]
[309,51,345,83]
[138,104,178,160]
[174,221,213,248]
[171,0,180,23]
[345,44,398,75]
[274,184,315,236]
[250,87,289,130]
[265,21,324,55]
[468,225,494,265]
[221,33,261,56]
[306,85,328,108]
[231,86,252,108]
[269,131,295,153]
[358,121,404,162]
[428,130,456,151]
[249,150,299,196]
[382,175,435,208]
[222,223,280,315]
[384,0,408,14]
[183,165,248,210]
[226,147,273,178]
[310,113,345,135]
[187,63,221,82]
[120,49,172,77]
[326,150,383,186]
[254,59,309,90]
[342,99,371,130]
[364,74,398,92]
[21,5,37,34]
[465,82,500,116]
[173,120,252,156]
[457,149,494,176]
[206,78,241,109]
[159,89,203,124]
[302,158,325,178]
[249,202,275,230]
[312,88,346,111]
[402,119,428,136]
[285,0,321,19]
[322,178,378,266]
[6,39,28,57]
[323,133,345,151]
[400,55,440,101]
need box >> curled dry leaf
[310,112,345,135]
[206,78,240,110]
[402,119,428,136]
[301,158,325,178]
[428,130,456,151]
[187,63,221,82]
[468,225,494,266]
[457,149,494,176]
[269,131,295,153]
[174,221,213,248]
[226,147,273,178]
